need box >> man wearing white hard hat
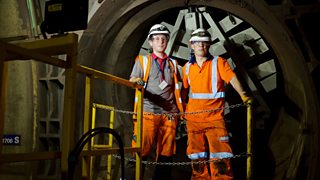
[181,28,253,179]
[129,24,183,179]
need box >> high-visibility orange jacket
[133,54,184,118]
[182,56,235,179]
[182,56,235,122]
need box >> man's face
[148,34,168,53]
[191,41,210,57]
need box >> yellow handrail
[78,65,143,179]
[76,64,139,89]
[0,34,144,180]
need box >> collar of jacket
[151,52,169,61]
[189,52,213,64]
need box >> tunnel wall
[78,0,320,179]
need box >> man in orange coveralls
[129,24,183,180]
[181,28,252,180]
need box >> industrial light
[40,0,88,38]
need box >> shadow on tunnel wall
[222,38,280,180]
[75,1,320,179]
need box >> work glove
[134,78,145,86]
[241,95,253,106]
[136,79,145,86]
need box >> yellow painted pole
[135,89,143,180]
[82,75,93,179]
[246,101,253,180]
[88,104,115,179]
[89,104,96,179]
[107,107,115,180]
[61,33,79,179]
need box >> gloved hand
[134,78,145,86]
[241,95,253,106]
[136,79,145,86]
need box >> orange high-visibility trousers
[132,114,178,158]
[186,120,233,180]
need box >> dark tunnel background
[77,1,320,179]
[0,0,320,180]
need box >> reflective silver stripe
[188,152,208,159]
[186,62,191,75]
[142,55,148,77]
[219,136,229,141]
[211,56,218,96]
[186,63,191,85]
[135,96,138,102]
[209,152,233,159]
[170,58,177,70]
[142,56,148,88]
[172,59,183,105]
[175,83,180,90]
[189,92,225,99]
[188,56,225,99]
[171,59,180,90]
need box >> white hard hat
[147,24,170,39]
[189,28,211,42]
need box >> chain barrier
[95,102,248,166]
[112,152,249,166]
[94,102,246,119]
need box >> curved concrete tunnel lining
[79,0,320,179]
[242,4,320,179]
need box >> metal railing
[0,33,253,180]
[0,33,144,180]
[76,65,144,180]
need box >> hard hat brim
[148,30,170,38]
[189,36,211,42]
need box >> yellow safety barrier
[0,35,77,174]
[91,104,115,180]
[83,103,115,180]
[0,34,144,180]
[77,65,144,180]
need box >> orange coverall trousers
[132,113,177,158]
[186,120,233,180]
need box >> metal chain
[98,103,248,166]
[112,152,249,166]
[95,103,245,117]
[94,102,246,138]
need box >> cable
[67,127,125,180]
